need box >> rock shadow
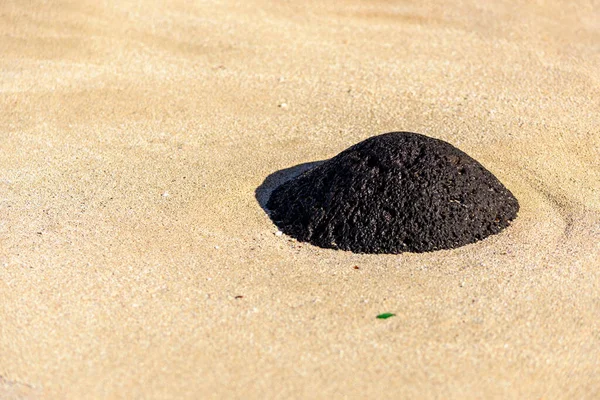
[255,160,325,215]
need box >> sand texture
[1,0,599,398]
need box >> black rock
[266,132,519,254]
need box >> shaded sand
[1,0,599,398]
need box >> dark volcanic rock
[266,132,519,254]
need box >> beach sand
[1,0,599,398]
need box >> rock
[266,131,519,253]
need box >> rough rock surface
[266,132,519,253]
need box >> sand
[1,0,599,398]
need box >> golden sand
[1,0,599,398]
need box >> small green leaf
[376,313,396,319]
